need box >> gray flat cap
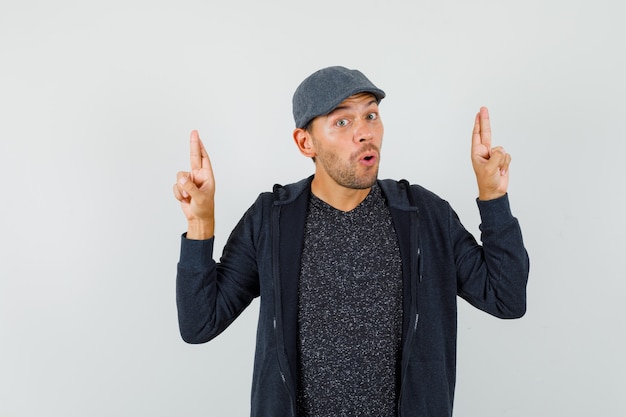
[292,66,386,129]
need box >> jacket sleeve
[176,199,263,344]
[452,194,529,319]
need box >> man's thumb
[178,175,199,199]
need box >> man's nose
[353,118,373,143]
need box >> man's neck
[310,176,372,212]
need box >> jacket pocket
[400,360,454,417]
[251,351,293,417]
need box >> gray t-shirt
[297,184,403,417]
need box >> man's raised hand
[173,130,215,239]
[471,107,511,201]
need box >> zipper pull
[417,247,423,282]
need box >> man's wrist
[478,191,506,201]
[186,219,215,240]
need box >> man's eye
[367,113,378,120]
[336,119,348,127]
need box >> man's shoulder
[256,176,313,206]
[378,178,447,209]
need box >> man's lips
[358,151,379,166]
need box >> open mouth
[359,153,378,166]
[355,146,379,166]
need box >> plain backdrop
[1,0,624,416]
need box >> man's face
[307,93,384,190]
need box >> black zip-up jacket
[176,177,529,417]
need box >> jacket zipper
[397,196,421,416]
[271,205,296,417]
[273,317,294,403]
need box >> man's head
[292,66,385,130]
[292,67,386,193]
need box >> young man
[173,66,529,417]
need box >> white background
[1,0,624,416]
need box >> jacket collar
[272,176,313,206]
[272,176,418,212]
[378,179,419,212]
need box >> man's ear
[293,128,316,159]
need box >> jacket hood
[271,176,417,212]
[272,176,314,205]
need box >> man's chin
[349,173,378,190]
